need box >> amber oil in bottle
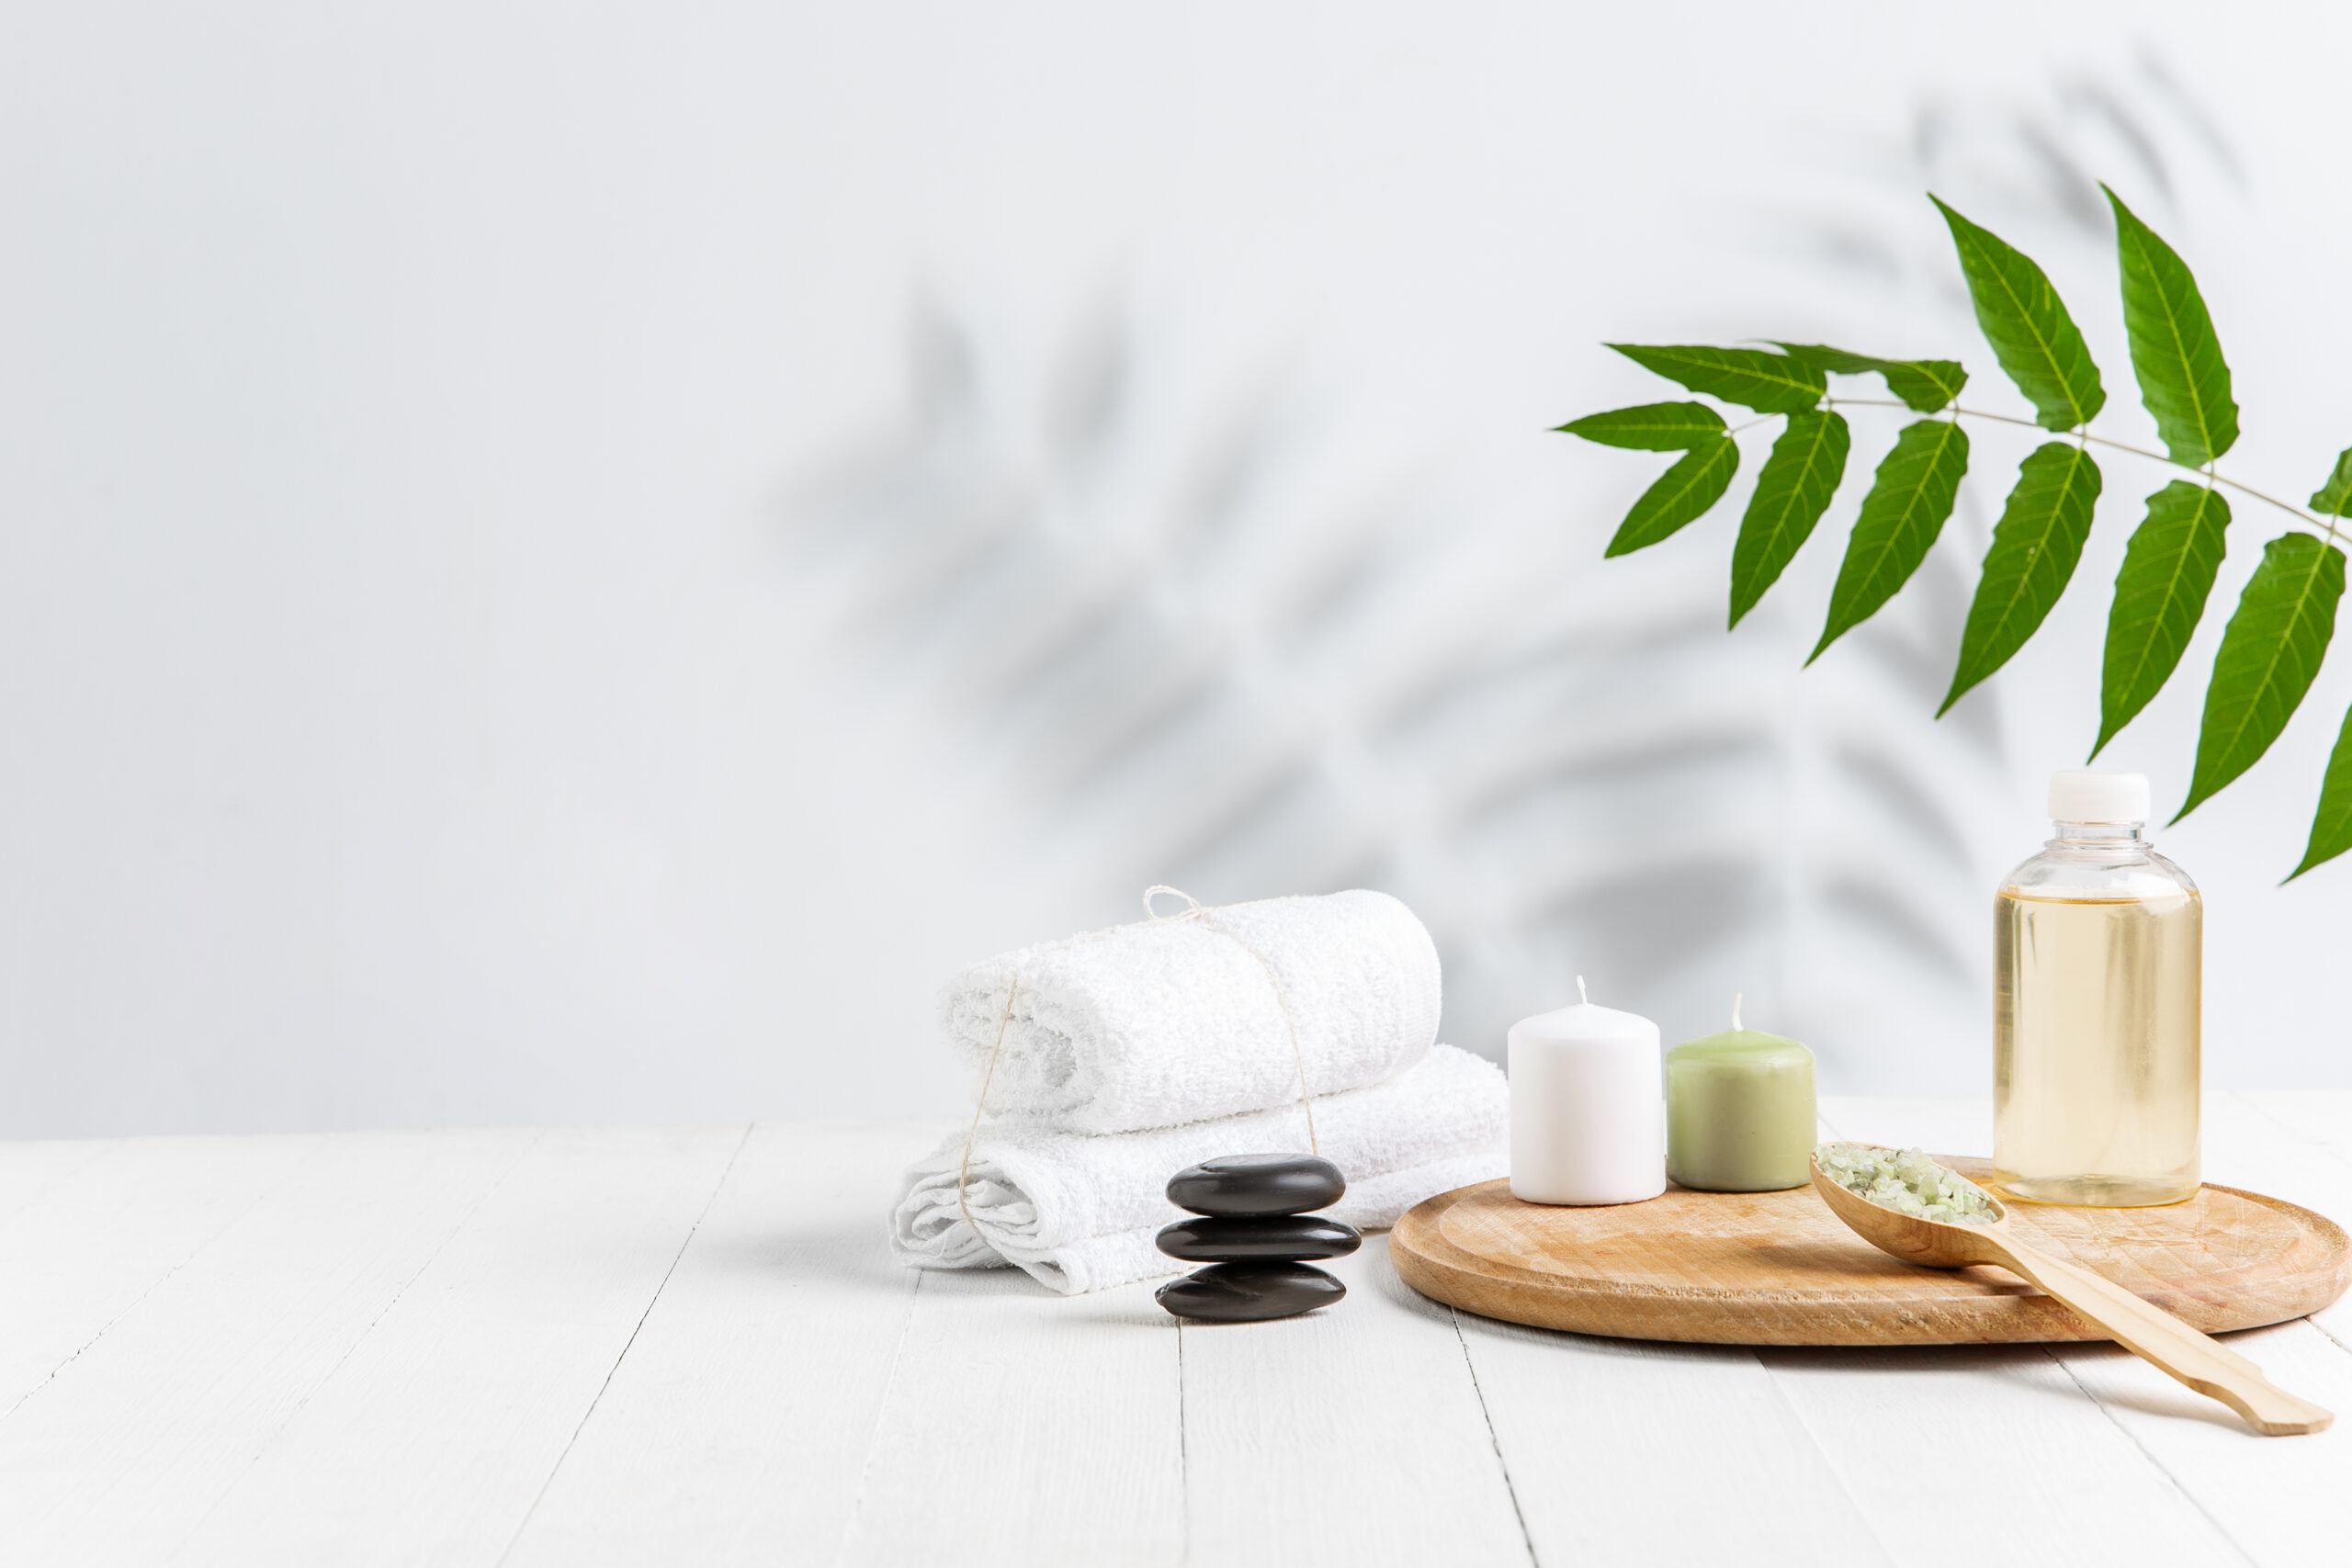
[1993,770,2200,1207]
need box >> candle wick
[1732,992,1743,1032]
[1577,975,1588,1004]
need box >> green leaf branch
[1556,186,2352,879]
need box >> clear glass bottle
[1993,770,2200,1207]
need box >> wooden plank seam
[829,1270,927,1566]
[1447,1306,1537,1566]
[2039,1342,2262,1568]
[494,1123,756,1566]
[2,1144,311,1425]
[156,1131,552,1558]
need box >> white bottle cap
[2049,769,2150,824]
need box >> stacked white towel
[894,1044,1508,1293]
[892,890,1508,1294]
[940,888,1442,1134]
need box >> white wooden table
[6,1094,2350,1566]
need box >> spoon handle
[1988,1235,2333,1437]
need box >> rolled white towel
[941,889,1441,1135]
[891,1043,1506,1294]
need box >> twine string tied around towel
[954,886,1323,1246]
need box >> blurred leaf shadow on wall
[784,48,2245,1089]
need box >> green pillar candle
[1665,999,1816,1192]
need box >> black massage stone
[1154,1214,1362,1263]
[1165,1153,1346,1217]
[1154,1261,1347,1322]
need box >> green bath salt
[1816,1144,1996,1226]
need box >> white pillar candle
[1508,978,1667,1205]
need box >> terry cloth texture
[939,889,1441,1136]
[890,1044,1507,1294]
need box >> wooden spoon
[1810,1147,2332,1437]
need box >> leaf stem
[1826,396,2333,538]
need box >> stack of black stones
[1152,1154,1361,1321]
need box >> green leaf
[1773,343,1969,413]
[1608,344,1826,414]
[1931,196,2106,431]
[1556,401,1728,450]
[1939,443,2103,714]
[1730,411,1849,627]
[2094,482,2232,757]
[2288,703,2352,880]
[1603,436,1740,558]
[1809,419,1970,663]
[2104,186,2239,467]
[1770,343,1883,374]
[2312,447,2352,516]
[2176,531,2346,822]
[1876,361,1971,417]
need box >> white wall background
[3,2,2349,1135]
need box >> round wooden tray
[1389,1157,2352,1345]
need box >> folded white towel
[891,1043,1507,1294]
[940,889,1441,1135]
